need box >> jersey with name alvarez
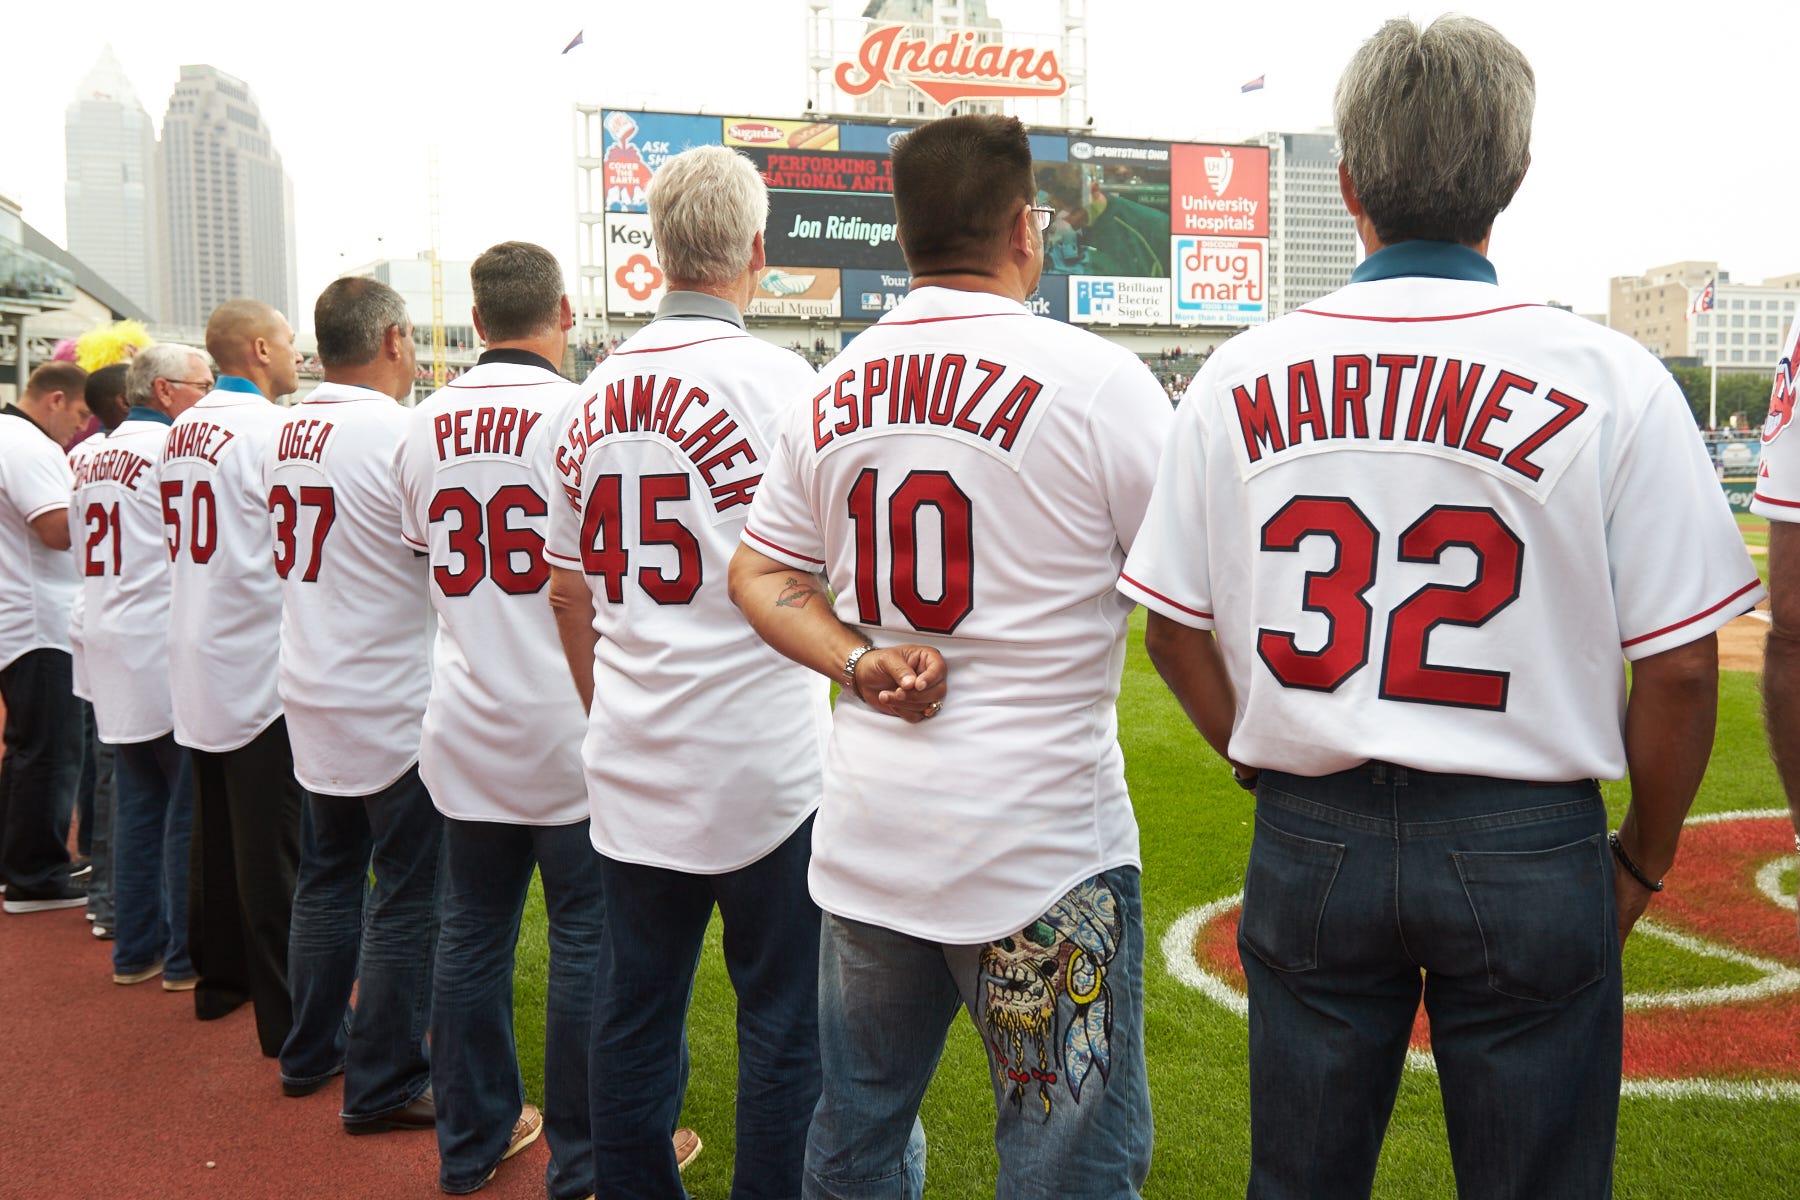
[1750,314,1800,522]
[70,419,178,742]
[161,388,286,752]
[545,316,829,873]
[742,286,1171,944]
[0,412,76,671]
[396,360,586,825]
[267,384,431,796]
[1121,275,1763,781]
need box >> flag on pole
[562,29,585,54]
[1241,75,1265,93]
[1688,277,1716,318]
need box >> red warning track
[1189,813,1800,1082]
[0,904,551,1198]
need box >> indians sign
[835,25,1068,107]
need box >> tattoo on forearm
[776,576,820,609]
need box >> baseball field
[510,517,1798,1198]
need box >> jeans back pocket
[1239,812,1345,974]
[1452,833,1610,1004]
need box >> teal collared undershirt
[122,405,173,426]
[654,291,746,329]
[213,374,265,396]
[1350,240,1497,285]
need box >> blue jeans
[110,735,194,979]
[279,764,444,1120]
[81,706,117,925]
[0,648,82,895]
[804,867,1152,1200]
[1242,764,1621,1200]
[592,817,821,1200]
[434,817,603,1198]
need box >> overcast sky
[7,0,1796,326]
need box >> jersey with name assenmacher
[70,415,178,743]
[545,313,829,873]
[161,385,286,752]
[742,285,1171,944]
[1121,268,1763,781]
[1750,314,1800,523]
[267,384,431,797]
[0,410,76,671]
[395,358,586,825]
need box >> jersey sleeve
[392,415,429,552]
[543,394,587,571]
[1089,356,1175,554]
[738,402,827,572]
[1751,314,1800,522]
[1118,373,1216,630]
[1608,371,1764,660]
[3,437,74,522]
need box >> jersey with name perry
[160,384,287,752]
[395,358,587,825]
[0,409,76,672]
[1121,265,1764,782]
[69,414,178,742]
[267,383,431,796]
[1750,314,1800,523]
[544,312,829,873]
[741,286,1172,944]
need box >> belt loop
[1395,766,1409,789]
[1370,762,1386,786]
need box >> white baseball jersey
[1750,314,1800,521]
[66,438,96,703]
[267,383,431,797]
[741,285,1171,943]
[1122,244,1763,782]
[161,380,286,752]
[394,353,587,825]
[544,295,829,873]
[0,407,77,672]
[70,412,178,743]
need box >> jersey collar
[655,290,746,329]
[0,403,52,439]
[477,347,562,377]
[213,374,266,396]
[1350,240,1498,286]
[123,405,174,426]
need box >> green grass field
[506,603,1798,1198]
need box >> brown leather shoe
[343,1089,436,1134]
[673,1127,702,1173]
[481,1105,544,1184]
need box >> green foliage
[1668,364,1773,429]
[511,613,1799,1198]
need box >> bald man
[159,300,306,1053]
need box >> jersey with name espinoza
[1122,275,1762,781]
[266,383,431,796]
[742,285,1171,944]
[160,387,287,753]
[395,360,587,825]
[70,418,178,742]
[545,317,829,874]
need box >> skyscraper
[1260,129,1357,319]
[158,64,297,328]
[64,46,161,320]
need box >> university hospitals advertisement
[748,268,842,319]
[1171,144,1269,238]
[603,213,665,315]
[1069,277,1170,326]
[600,111,720,213]
[1171,238,1266,326]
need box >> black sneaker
[3,880,88,914]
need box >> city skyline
[6,0,1796,328]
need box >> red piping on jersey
[446,380,558,389]
[1752,491,1800,509]
[1120,573,1213,621]
[401,532,427,550]
[608,334,748,355]
[543,548,581,570]
[1620,578,1762,649]
[742,526,825,567]
[1292,302,1542,323]
[880,312,1026,327]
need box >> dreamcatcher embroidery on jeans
[978,875,1121,1119]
